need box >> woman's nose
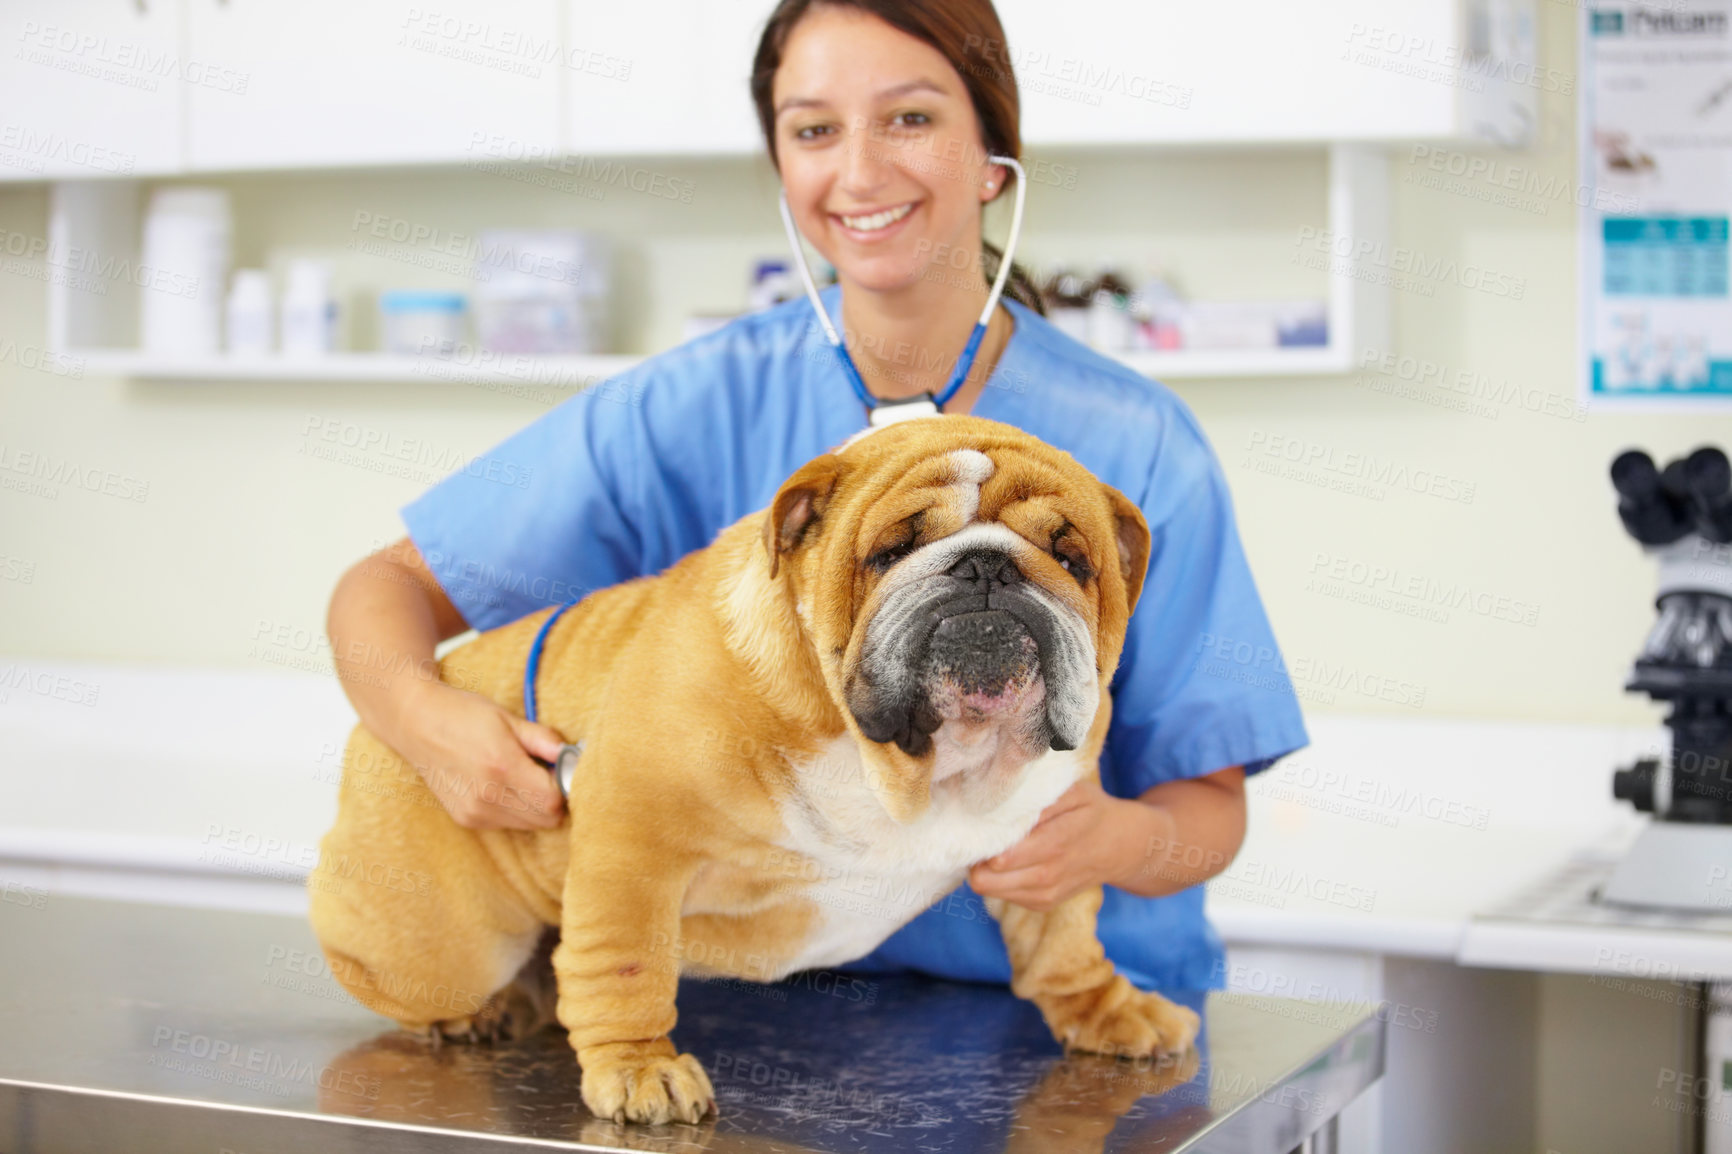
[838,118,896,198]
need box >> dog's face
[763,415,1151,821]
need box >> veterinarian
[325,0,1309,993]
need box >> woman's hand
[966,777,1141,912]
[969,766,1249,909]
[391,680,569,831]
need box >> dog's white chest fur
[767,730,1085,976]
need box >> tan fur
[309,415,1199,1126]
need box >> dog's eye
[867,513,924,572]
[1053,541,1093,584]
[867,541,916,572]
[1050,521,1092,583]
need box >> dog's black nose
[946,550,1021,587]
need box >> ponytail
[981,241,1046,317]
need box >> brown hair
[750,0,1045,315]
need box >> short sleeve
[399,371,654,633]
[1101,403,1309,796]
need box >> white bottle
[280,259,337,355]
[139,187,231,355]
[226,269,273,355]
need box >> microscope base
[1598,821,1732,913]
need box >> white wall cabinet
[0,0,185,182]
[561,0,1539,155]
[997,0,1537,146]
[564,0,766,156]
[2,0,1537,183]
[182,0,561,171]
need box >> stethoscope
[777,153,1028,428]
[523,602,582,800]
[521,156,1029,800]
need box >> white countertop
[4,659,1728,979]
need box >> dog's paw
[415,962,557,1048]
[419,1000,529,1047]
[479,971,558,1042]
[421,1016,483,1047]
[578,1039,717,1125]
[1042,975,1201,1060]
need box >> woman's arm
[326,536,568,831]
[966,764,1246,910]
[327,536,468,744]
[1107,765,1245,899]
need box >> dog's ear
[1101,484,1152,616]
[764,454,845,579]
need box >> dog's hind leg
[308,725,553,1044]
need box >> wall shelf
[72,351,640,387]
[49,144,1391,384]
[71,345,1357,386]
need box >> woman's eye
[892,111,930,128]
[793,123,834,141]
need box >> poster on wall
[1582,3,1732,404]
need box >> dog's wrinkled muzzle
[925,610,1043,720]
[849,548,1077,757]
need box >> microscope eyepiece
[1685,446,1730,496]
[1611,448,1694,544]
[1684,447,1732,543]
[1611,449,1658,498]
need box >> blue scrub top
[401,285,1309,993]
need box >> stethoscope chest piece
[868,394,942,428]
[551,742,583,800]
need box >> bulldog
[309,413,1202,1126]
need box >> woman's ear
[1101,484,1152,616]
[980,160,1007,202]
[764,454,845,579]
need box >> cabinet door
[0,0,183,181]
[184,0,560,170]
[564,0,764,156]
[694,0,772,154]
[995,0,1462,145]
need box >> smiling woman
[326,0,1309,1005]
[751,0,1043,412]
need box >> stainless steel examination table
[0,896,1383,1153]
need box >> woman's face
[771,5,1004,301]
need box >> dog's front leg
[554,827,714,1126]
[986,884,1201,1060]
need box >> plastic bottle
[139,187,231,354]
[280,260,337,355]
[226,269,273,355]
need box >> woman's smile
[831,199,921,243]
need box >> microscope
[1601,446,1732,913]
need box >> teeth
[839,203,913,232]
